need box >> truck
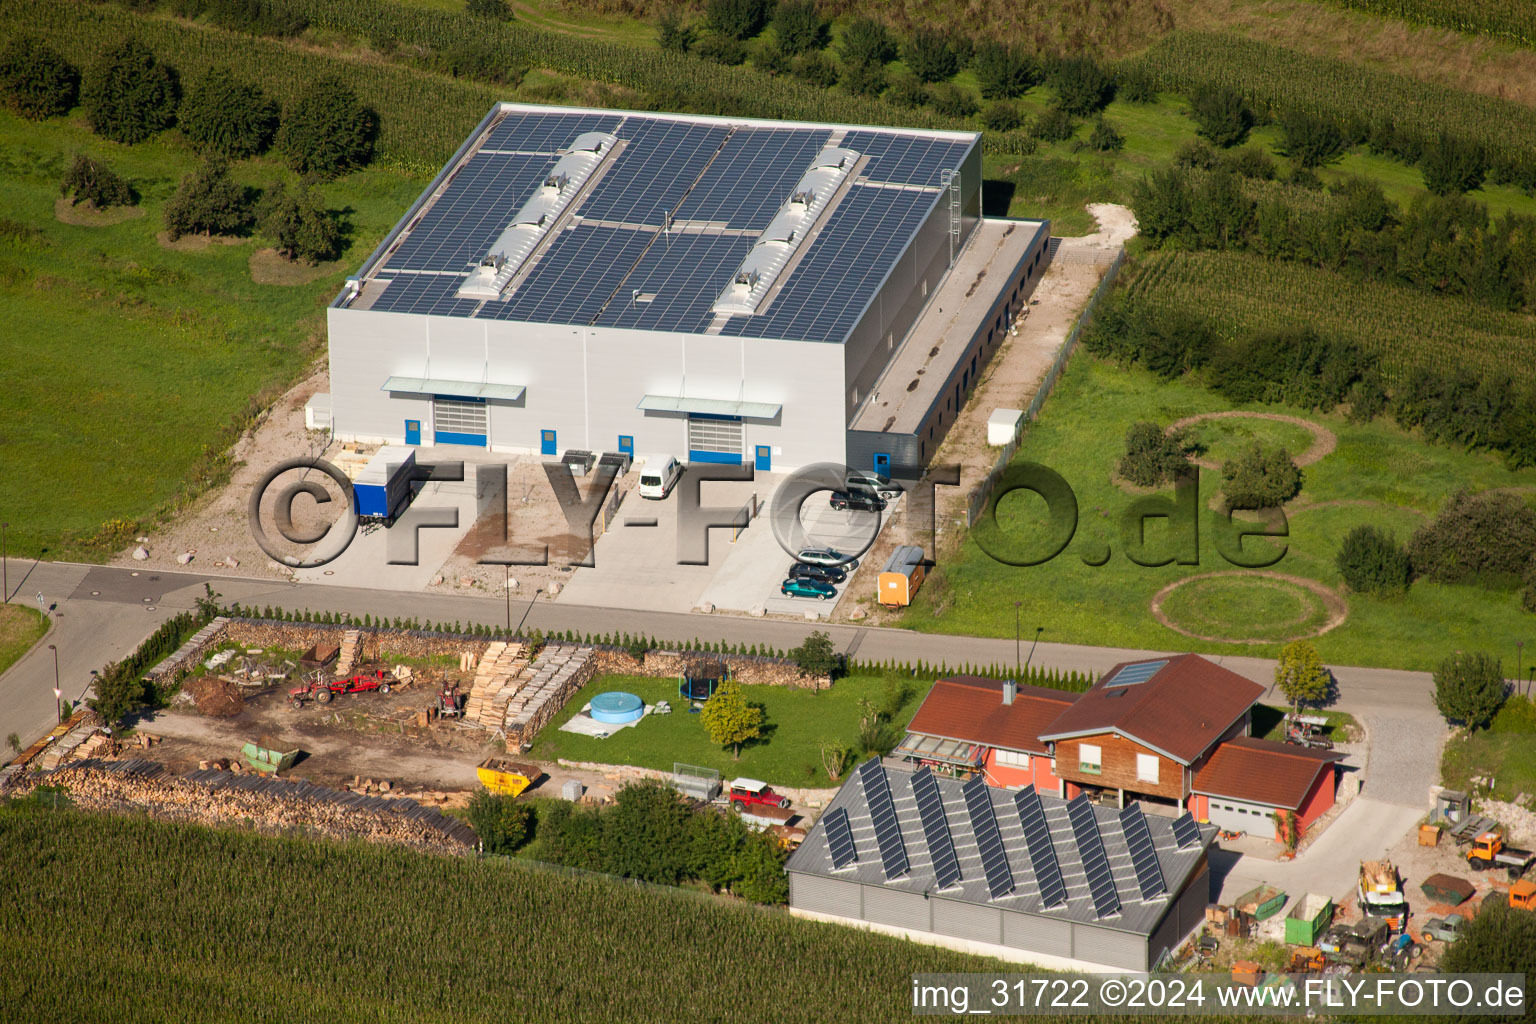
[1422,914,1466,943]
[1466,832,1535,876]
[353,445,417,520]
[727,778,791,812]
[1359,860,1409,929]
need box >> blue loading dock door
[686,414,743,465]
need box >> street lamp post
[48,644,61,724]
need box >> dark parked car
[781,578,837,600]
[789,562,846,584]
[829,489,887,512]
[845,471,903,499]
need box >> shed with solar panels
[322,103,1050,472]
[786,760,1216,971]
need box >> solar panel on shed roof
[1104,660,1168,687]
[1067,795,1122,918]
[911,767,961,890]
[1013,785,1067,908]
[824,806,858,869]
[481,111,624,153]
[1118,804,1168,902]
[595,233,753,333]
[483,226,657,324]
[1171,812,1202,850]
[367,272,483,318]
[579,119,730,224]
[385,153,556,272]
[963,774,1015,900]
[673,127,830,230]
[858,758,910,880]
[840,130,973,188]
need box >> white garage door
[686,415,743,464]
[1206,798,1271,833]
[434,398,488,446]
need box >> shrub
[465,0,510,19]
[1190,85,1252,148]
[838,17,894,66]
[163,156,255,240]
[705,0,770,40]
[1118,422,1195,487]
[791,52,837,90]
[205,0,309,37]
[902,30,958,83]
[1207,327,1364,409]
[752,41,791,75]
[427,42,528,85]
[1032,105,1076,143]
[788,629,839,679]
[0,35,79,120]
[275,76,376,178]
[82,39,179,144]
[1083,117,1124,153]
[1116,66,1157,104]
[656,10,694,53]
[771,0,827,55]
[886,74,927,109]
[1220,443,1302,509]
[1172,139,1217,170]
[928,83,977,119]
[1421,132,1489,196]
[840,60,886,97]
[1287,166,1324,190]
[1278,109,1346,168]
[1223,146,1276,180]
[695,33,748,65]
[1409,489,1536,586]
[1335,525,1411,595]
[1433,651,1507,730]
[981,100,1023,134]
[466,791,532,855]
[973,42,1034,100]
[1051,56,1114,115]
[178,68,277,158]
[260,181,343,264]
[1346,370,1388,423]
[60,155,134,209]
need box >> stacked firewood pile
[14,759,475,853]
[462,641,529,728]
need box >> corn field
[1322,0,1536,48]
[1124,249,1536,389]
[0,802,1016,1023]
[1130,30,1536,170]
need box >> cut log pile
[334,629,363,677]
[8,758,476,852]
[504,645,595,745]
[462,641,529,729]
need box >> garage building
[787,759,1215,970]
[322,103,1050,473]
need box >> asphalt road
[0,558,1436,753]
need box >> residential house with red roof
[894,654,1344,841]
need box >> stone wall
[224,620,495,662]
[588,648,830,690]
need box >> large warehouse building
[322,103,1050,473]
[786,760,1215,970]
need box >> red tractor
[727,778,791,812]
[289,669,393,709]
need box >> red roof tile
[1037,654,1266,764]
[905,676,1079,756]
[1193,736,1343,809]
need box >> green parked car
[781,578,836,600]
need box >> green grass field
[0,111,424,559]
[1251,703,1361,744]
[902,355,1536,671]
[1441,695,1536,801]
[529,672,926,786]
[0,604,48,681]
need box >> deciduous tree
[771,0,827,55]
[1335,525,1411,595]
[902,30,958,84]
[60,155,134,209]
[260,181,343,264]
[1274,640,1330,712]
[163,156,255,240]
[1190,85,1252,148]
[1433,651,1506,730]
[179,67,277,158]
[0,36,79,120]
[275,76,376,178]
[700,680,764,758]
[82,39,179,144]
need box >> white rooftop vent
[713,146,859,316]
[458,130,619,300]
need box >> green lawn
[0,111,425,559]
[0,605,48,681]
[1441,696,1536,802]
[1251,703,1361,744]
[902,355,1536,671]
[529,673,926,787]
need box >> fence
[965,249,1126,527]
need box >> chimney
[1003,679,1017,706]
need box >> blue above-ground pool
[590,691,644,725]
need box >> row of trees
[1118,424,1302,509]
[1185,84,1497,197]
[0,36,375,177]
[1134,167,1536,315]
[1336,490,1536,609]
[1088,299,1536,472]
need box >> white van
[637,454,682,499]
